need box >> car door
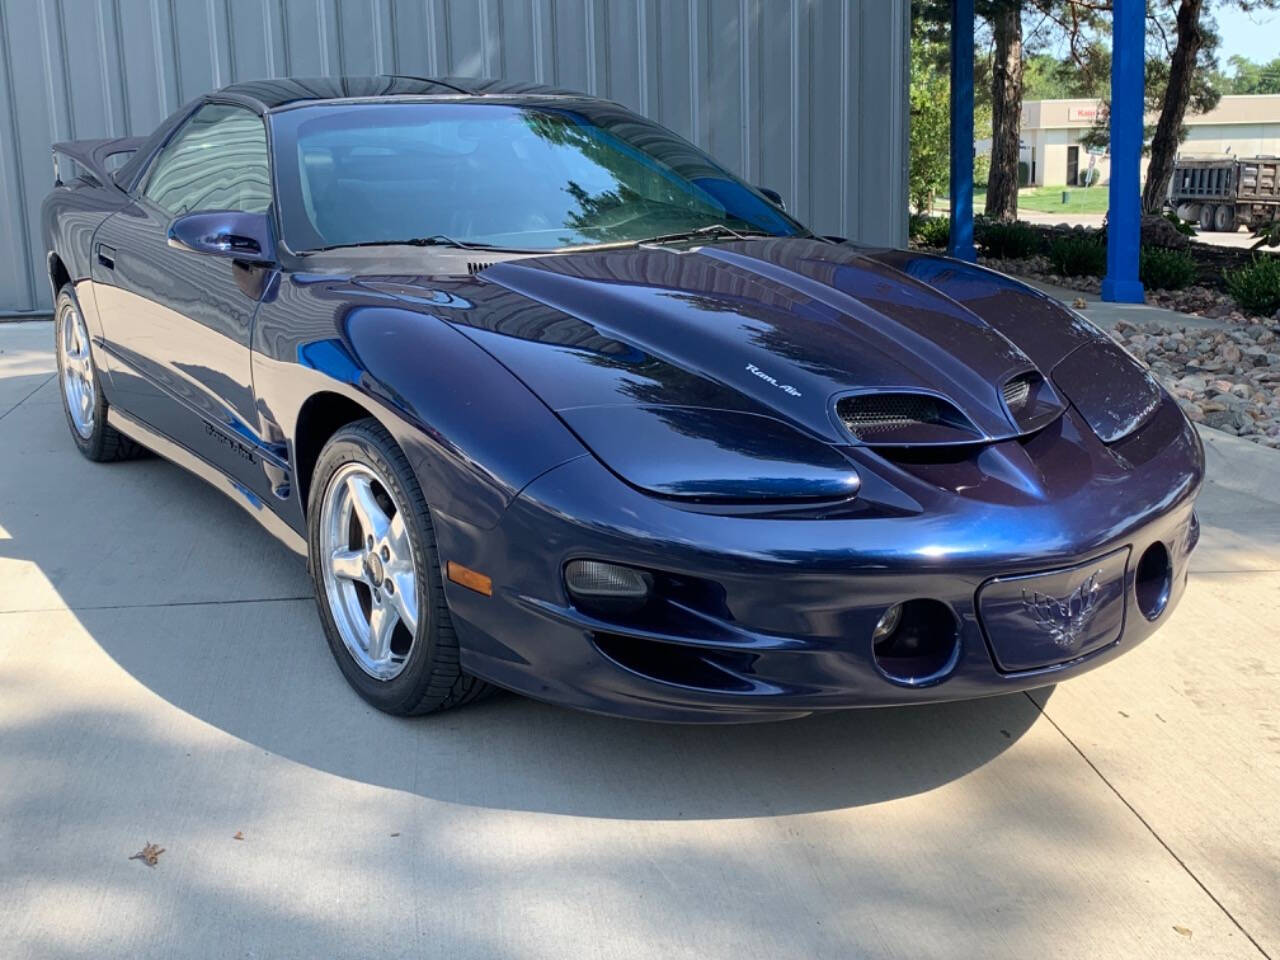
[91,101,278,499]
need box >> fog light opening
[1135,541,1172,621]
[564,559,653,616]
[872,603,903,641]
[871,598,960,687]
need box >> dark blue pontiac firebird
[42,76,1203,722]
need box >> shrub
[912,215,950,249]
[1049,234,1106,277]
[1164,211,1197,237]
[1225,255,1280,316]
[1139,246,1198,290]
[977,220,1042,259]
[1251,220,1280,250]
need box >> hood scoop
[459,239,1082,447]
[836,392,983,446]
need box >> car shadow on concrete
[3,393,1048,821]
[85,596,1051,820]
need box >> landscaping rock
[1109,317,1280,448]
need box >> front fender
[252,277,587,536]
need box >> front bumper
[433,401,1204,722]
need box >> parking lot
[1,318,1277,959]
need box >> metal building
[0,0,910,316]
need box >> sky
[1211,5,1280,63]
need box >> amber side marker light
[447,561,493,596]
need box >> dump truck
[1169,156,1280,232]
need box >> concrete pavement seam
[0,595,314,616]
[0,372,55,422]
[1024,691,1272,959]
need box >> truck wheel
[1200,204,1217,232]
[1214,205,1235,232]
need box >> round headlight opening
[871,598,960,687]
[1135,541,1172,621]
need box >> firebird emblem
[1021,573,1102,650]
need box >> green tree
[985,1,1024,220]
[1220,53,1280,93]
[909,31,952,213]
[1062,1,1279,213]
[1116,0,1278,212]
[913,1,1110,221]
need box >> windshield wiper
[404,234,500,249]
[633,223,774,247]
[304,234,515,254]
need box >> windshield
[269,101,807,253]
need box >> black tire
[54,284,144,462]
[1214,204,1235,233]
[1199,204,1217,232]
[306,417,492,715]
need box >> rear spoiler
[51,136,145,191]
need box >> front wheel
[307,418,492,715]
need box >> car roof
[212,75,591,112]
[112,75,606,192]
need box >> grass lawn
[1016,186,1110,214]
[964,186,1110,216]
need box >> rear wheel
[1214,204,1235,232]
[54,285,143,462]
[1200,204,1218,232]
[307,418,491,715]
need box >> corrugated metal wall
[0,0,909,315]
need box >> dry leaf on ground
[232,831,244,841]
[128,842,165,867]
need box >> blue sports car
[43,76,1203,721]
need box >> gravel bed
[1108,318,1280,448]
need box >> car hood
[353,237,1154,500]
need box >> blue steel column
[948,0,976,261]
[1102,0,1145,302]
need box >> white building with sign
[1019,94,1280,188]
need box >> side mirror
[168,210,275,264]
[758,186,786,210]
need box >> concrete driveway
[1,320,1277,960]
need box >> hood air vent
[1002,374,1033,413]
[1000,371,1065,433]
[836,393,982,446]
[840,394,942,436]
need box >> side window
[142,103,271,216]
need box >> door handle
[96,243,115,270]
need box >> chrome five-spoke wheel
[58,299,95,439]
[308,418,489,715]
[319,461,421,680]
